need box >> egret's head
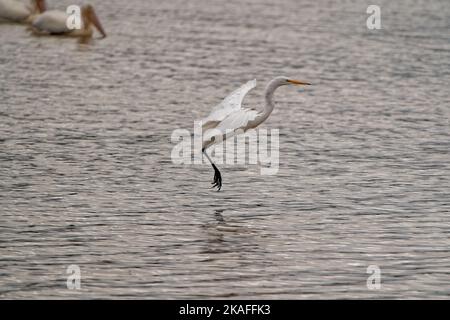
[268,76,311,89]
[266,76,311,94]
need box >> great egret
[200,76,311,191]
[0,0,46,23]
[30,4,106,38]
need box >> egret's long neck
[255,80,282,127]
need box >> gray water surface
[1,0,449,299]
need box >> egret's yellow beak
[287,79,311,85]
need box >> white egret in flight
[200,76,311,191]
[30,4,106,38]
[0,0,46,23]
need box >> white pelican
[30,4,106,38]
[0,0,46,23]
[200,76,311,191]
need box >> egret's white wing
[201,79,257,129]
[203,108,259,149]
[32,10,71,33]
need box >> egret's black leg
[203,148,222,191]
[211,163,222,191]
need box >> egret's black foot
[211,163,222,191]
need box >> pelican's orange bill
[287,79,311,85]
[88,6,107,38]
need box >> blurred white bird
[200,76,311,191]
[30,4,106,38]
[0,0,45,23]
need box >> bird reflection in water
[214,209,225,224]
[201,209,259,256]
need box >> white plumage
[32,10,70,33]
[198,76,311,190]
[30,4,106,38]
[201,79,256,128]
[201,79,258,149]
[0,0,43,22]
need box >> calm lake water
[1,0,449,299]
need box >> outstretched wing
[203,108,259,149]
[200,79,256,130]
